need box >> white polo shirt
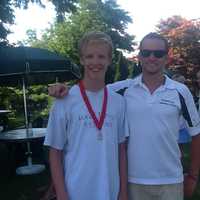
[124,75,200,185]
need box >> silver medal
[97,129,103,140]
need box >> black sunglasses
[140,49,167,58]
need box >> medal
[79,80,108,140]
[97,130,103,140]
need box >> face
[80,41,111,81]
[139,38,168,76]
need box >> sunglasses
[140,49,167,58]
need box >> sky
[8,0,200,45]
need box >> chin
[90,72,105,79]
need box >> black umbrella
[0,46,81,175]
[0,46,81,127]
[0,46,81,85]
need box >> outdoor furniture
[0,128,46,175]
[0,110,11,114]
[0,110,11,132]
[0,46,80,147]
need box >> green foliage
[1,0,136,128]
[115,51,129,81]
[26,0,135,83]
[0,0,77,44]
[0,85,50,129]
[0,0,14,44]
[156,16,200,93]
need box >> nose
[148,53,157,60]
[91,55,101,65]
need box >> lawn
[0,142,199,200]
[0,142,51,200]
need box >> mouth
[89,67,103,72]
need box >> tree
[156,16,200,92]
[1,0,136,128]
[0,0,14,45]
[115,51,130,81]
[0,0,77,45]
[27,0,135,82]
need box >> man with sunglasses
[48,32,200,200]
[123,32,200,200]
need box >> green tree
[0,0,14,44]
[115,51,130,81]
[156,16,200,92]
[27,0,135,82]
[0,0,77,45]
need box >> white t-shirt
[124,75,200,185]
[44,85,127,200]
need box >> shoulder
[52,85,79,109]
[167,78,192,97]
[123,75,141,93]
[108,87,124,98]
[107,87,125,104]
[107,79,134,92]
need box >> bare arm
[48,83,69,98]
[49,148,69,200]
[184,133,200,197]
[118,142,128,200]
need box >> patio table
[0,128,46,175]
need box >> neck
[142,72,165,94]
[81,78,105,92]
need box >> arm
[184,133,200,197]
[118,142,128,200]
[48,83,69,98]
[49,148,69,200]
[178,86,200,197]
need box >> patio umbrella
[0,46,81,127]
[0,46,81,175]
[0,46,81,85]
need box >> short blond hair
[78,31,113,58]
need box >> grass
[0,171,50,200]
[0,143,199,200]
[0,142,51,200]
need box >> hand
[48,83,68,98]
[184,173,198,198]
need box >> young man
[44,31,128,200]
[48,32,200,200]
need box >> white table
[0,128,46,175]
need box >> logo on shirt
[159,99,177,107]
[78,113,114,128]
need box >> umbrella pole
[23,77,33,167]
[16,78,45,175]
[22,77,29,129]
[26,141,32,166]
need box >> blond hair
[78,31,113,58]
